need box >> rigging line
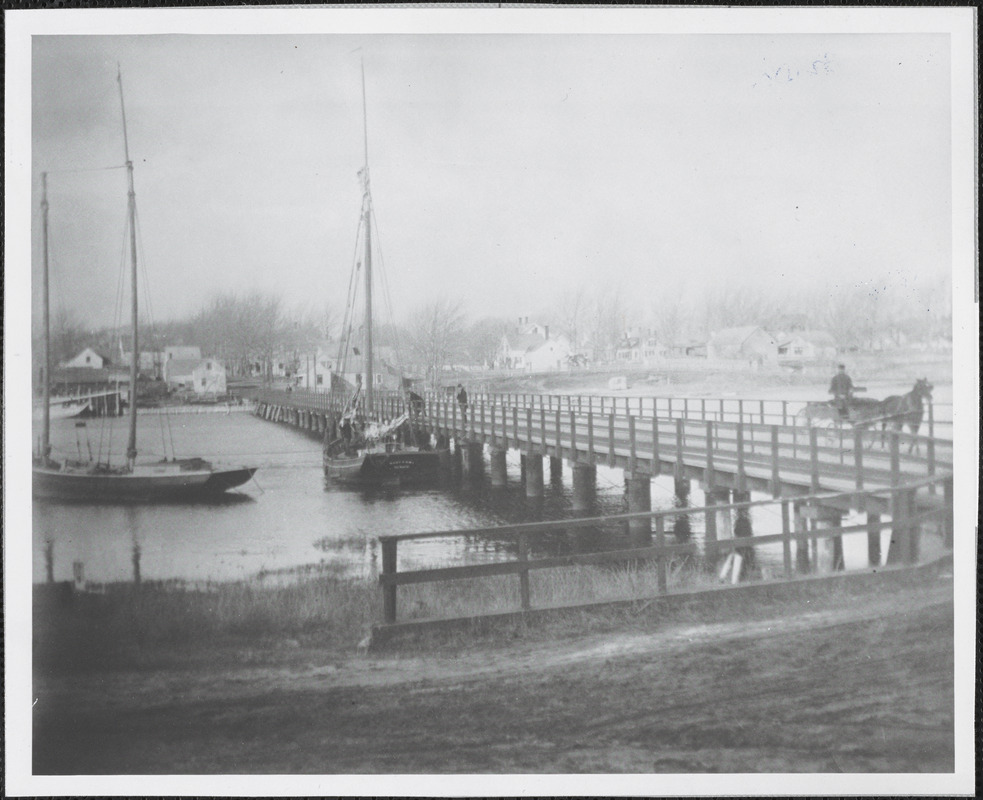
[336,212,364,374]
[369,205,405,372]
[99,205,131,465]
[133,204,176,459]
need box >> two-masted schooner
[32,70,257,501]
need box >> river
[32,409,887,587]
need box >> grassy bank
[34,555,722,671]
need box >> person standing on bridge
[456,384,469,425]
[829,363,854,419]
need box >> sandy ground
[33,565,953,774]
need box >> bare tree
[405,298,467,392]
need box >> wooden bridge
[253,387,954,630]
[254,388,951,514]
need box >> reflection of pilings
[733,489,754,577]
[625,473,652,545]
[132,541,142,586]
[45,539,54,584]
[794,501,810,574]
[525,453,544,498]
[674,477,690,504]
[571,463,596,512]
[549,456,563,483]
[462,441,484,479]
[490,448,508,487]
[705,487,731,570]
[813,505,844,572]
[867,511,882,567]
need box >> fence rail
[376,473,952,625]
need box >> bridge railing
[418,396,950,489]
[376,473,953,626]
[255,389,952,494]
[448,391,952,440]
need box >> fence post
[853,425,865,510]
[517,533,531,611]
[526,407,533,452]
[889,432,900,487]
[480,399,485,441]
[381,538,398,624]
[674,418,685,481]
[569,410,577,462]
[539,407,547,456]
[770,425,780,496]
[704,421,715,489]
[513,405,519,446]
[588,411,595,460]
[736,422,746,492]
[927,401,937,494]
[652,415,661,475]
[809,427,820,492]
[781,500,792,577]
[452,397,458,440]
[655,514,668,594]
[608,413,616,468]
[555,408,563,460]
[628,415,637,472]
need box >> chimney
[518,316,523,326]
[544,325,550,340]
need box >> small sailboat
[33,397,90,422]
[32,70,257,501]
[322,63,445,487]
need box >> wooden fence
[376,473,952,626]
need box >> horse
[877,378,933,453]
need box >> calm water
[32,409,881,586]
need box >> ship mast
[117,67,140,466]
[361,59,374,414]
[41,172,51,461]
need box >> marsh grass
[34,575,380,671]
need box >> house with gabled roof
[775,329,837,362]
[59,347,113,370]
[164,356,227,395]
[707,326,778,363]
[498,319,572,372]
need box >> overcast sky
[31,33,950,329]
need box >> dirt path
[33,572,953,774]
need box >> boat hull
[33,401,90,421]
[324,448,444,487]
[32,462,257,501]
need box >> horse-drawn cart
[796,379,934,452]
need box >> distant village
[42,309,951,405]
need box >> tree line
[34,271,951,385]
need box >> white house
[707,326,778,363]
[498,321,572,372]
[60,347,112,370]
[775,330,837,362]
[164,357,227,395]
[615,332,667,364]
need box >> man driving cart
[828,364,854,420]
